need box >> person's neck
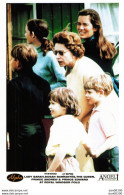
[32,40,42,48]
[82,35,95,43]
[17,67,33,75]
[65,58,77,76]
[94,96,106,108]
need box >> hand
[7,132,10,150]
[46,168,55,172]
[85,148,98,158]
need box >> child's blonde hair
[49,87,81,116]
[84,74,113,96]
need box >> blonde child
[46,87,87,172]
[84,74,119,172]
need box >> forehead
[85,89,96,93]
[25,25,29,31]
[54,43,67,51]
[78,15,91,23]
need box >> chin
[60,64,65,67]
[58,62,64,67]
[80,35,86,39]
[87,100,93,105]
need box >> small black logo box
[7,174,23,182]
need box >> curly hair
[84,73,113,96]
[26,19,54,56]
[78,9,117,59]
[49,87,81,116]
[53,30,85,59]
[11,43,37,69]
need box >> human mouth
[50,110,54,116]
[79,32,85,36]
[58,61,64,66]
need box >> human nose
[79,24,84,30]
[56,53,61,59]
[49,104,52,109]
[85,92,88,97]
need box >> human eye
[54,51,57,55]
[76,22,81,26]
[86,90,92,94]
[83,23,88,26]
[54,50,64,56]
[50,100,55,105]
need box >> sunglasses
[54,50,68,56]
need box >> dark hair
[84,73,113,96]
[49,87,81,116]
[53,30,85,58]
[11,43,37,69]
[78,9,117,59]
[26,19,54,56]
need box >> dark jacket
[7,69,50,171]
[83,38,114,76]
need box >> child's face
[49,100,66,118]
[10,57,21,71]
[85,89,101,106]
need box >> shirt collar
[92,99,107,114]
[53,115,75,122]
[82,35,95,43]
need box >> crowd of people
[7,8,119,172]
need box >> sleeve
[42,81,51,116]
[7,81,17,133]
[48,52,67,90]
[99,112,117,138]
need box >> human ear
[62,107,67,114]
[16,60,22,70]
[99,90,104,95]
[32,31,35,38]
[93,28,97,32]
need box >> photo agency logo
[7,173,23,182]
[98,174,119,181]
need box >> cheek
[10,60,14,67]
[89,27,94,33]
[25,33,31,40]
[77,25,80,31]
[66,54,73,62]
[85,26,91,31]
[11,62,16,71]
[61,56,68,63]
